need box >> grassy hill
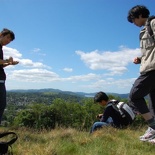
[1,126,155,155]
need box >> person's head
[0,28,15,46]
[127,5,150,27]
[94,91,109,106]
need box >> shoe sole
[140,134,155,141]
[148,139,155,144]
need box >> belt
[0,80,5,83]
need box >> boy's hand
[8,57,13,63]
[11,61,19,65]
[96,114,103,119]
[6,57,19,65]
[133,57,141,64]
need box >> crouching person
[90,91,135,133]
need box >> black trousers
[148,93,155,116]
[0,83,6,124]
[129,70,155,114]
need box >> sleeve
[151,19,155,37]
[100,106,111,122]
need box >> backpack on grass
[108,100,135,124]
[0,132,18,155]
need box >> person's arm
[0,57,19,67]
[96,114,103,121]
[3,61,19,67]
[0,59,10,65]
[100,107,111,122]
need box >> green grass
[0,126,155,155]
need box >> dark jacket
[100,102,131,128]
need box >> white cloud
[4,46,140,93]
[19,59,51,68]
[76,46,140,75]
[8,69,59,82]
[3,46,50,69]
[3,46,22,59]
[63,68,73,72]
[32,48,41,53]
[8,69,100,83]
[31,48,46,56]
[79,78,137,93]
[63,73,101,82]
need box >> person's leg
[140,91,155,141]
[90,122,109,133]
[90,117,113,133]
[106,117,113,123]
[129,72,155,122]
[129,71,155,141]
[148,91,155,117]
[0,83,6,124]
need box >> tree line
[3,92,145,130]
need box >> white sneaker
[148,138,155,144]
[139,127,155,141]
[139,127,152,139]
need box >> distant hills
[7,88,129,99]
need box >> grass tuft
[0,126,155,155]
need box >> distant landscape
[4,88,131,131]
[7,88,129,99]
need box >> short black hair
[94,91,109,103]
[127,5,150,23]
[0,28,15,40]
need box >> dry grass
[0,126,155,155]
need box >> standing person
[0,28,19,124]
[90,92,134,133]
[127,5,155,143]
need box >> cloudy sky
[0,0,154,93]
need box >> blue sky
[0,0,154,93]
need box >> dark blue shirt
[0,45,6,80]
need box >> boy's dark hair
[0,28,15,41]
[94,91,109,103]
[127,5,150,23]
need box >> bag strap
[107,100,120,112]
[0,132,18,145]
[146,16,155,38]
[139,16,155,40]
